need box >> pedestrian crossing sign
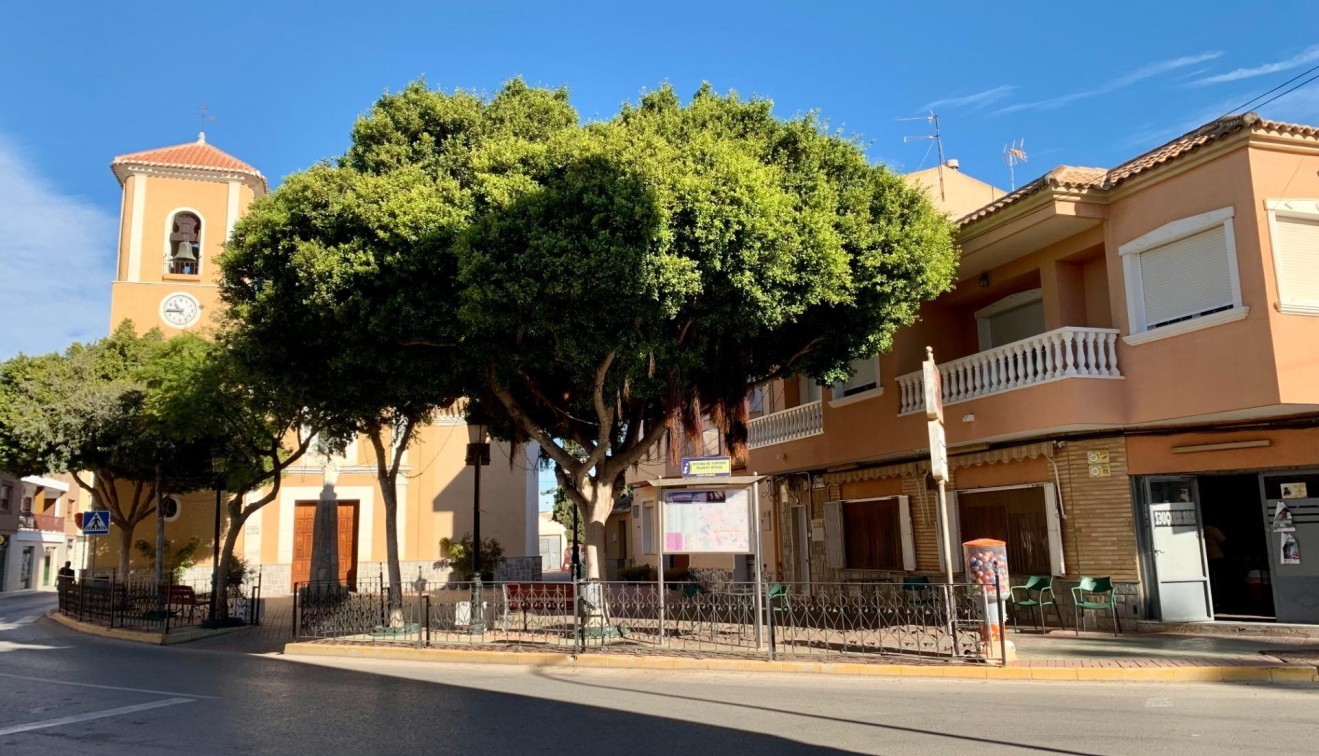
[81,510,110,535]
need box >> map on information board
[662,488,752,554]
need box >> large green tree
[222,79,957,581]
[221,147,466,621]
[0,324,213,575]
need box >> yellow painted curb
[48,611,166,645]
[280,642,1319,684]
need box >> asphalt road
[1,594,1317,755]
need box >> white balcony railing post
[895,327,1122,414]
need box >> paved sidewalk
[1008,629,1317,668]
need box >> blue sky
[3,1,1319,363]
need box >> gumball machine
[962,539,1012,661]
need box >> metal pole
[571,501,580,581]
[209,483,221,626]
[937,479,954,584]
[751,479,765,652]
[995,567,1007,667]
[154,463,164,613]
[473,459,482,579]
[657,491,666,647]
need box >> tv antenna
[900,111,945,201]
[1003,139,1028,191]
[198,104,217,141]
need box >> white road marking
[0,697,194,736]
[0,672,217,699]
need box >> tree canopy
[220,78,958,578]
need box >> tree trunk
[380,476,404,627]
[578,480,613,581]
[116,523,134,578]
[215,511,246,621]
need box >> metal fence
[292,578,1005,663]
[58,572,263,633]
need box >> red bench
[504,582,574,632]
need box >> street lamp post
[206,454,226,627]
[465,413,491,634]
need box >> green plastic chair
[766,583,790,653]
[902,576,937,613]
[1071,576,1120,636]
[1009,575,1063,632]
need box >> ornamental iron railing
[292,578,1001,663]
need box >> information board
[662,488,752,554]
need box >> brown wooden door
[292,503,316,587]
[291,500,359,589]
[337,502,358,590]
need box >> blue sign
[681,456,732,478]
[82,510,110,536]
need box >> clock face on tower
[160,292,201,329]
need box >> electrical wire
[1219,63,1319,119]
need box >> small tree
[439,534,505,580]
[0,324,214,575]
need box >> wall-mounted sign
[1086,450,1110,465]
[1153,509,1196,527]
[1089,464,1112,478]
[680,456,732,478]
[1281,482,1308,499]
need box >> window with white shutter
[1121,206,1244,341]
[831,357,881,401]
[1268,201,1319,315]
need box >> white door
[1146,477,1212,622]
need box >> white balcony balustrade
[897,327,1122,415]
[747,400,824,449]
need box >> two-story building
[0,471,74,592]
[747,112,1319,627]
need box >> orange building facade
[747,114,1319,626]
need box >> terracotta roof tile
[112,133,266,189]
[958,112,1319,228]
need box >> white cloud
[0,135,114,359]
[994,52,1223,115]
[1193,45,1319,86]
[919,85,1016,113]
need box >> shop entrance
[1199,474,1274,620]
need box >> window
[1121,206,1245,343]
[976,289,1045,350]
[824,496,915,571]
[167,211,203,275]
[831,357,881,400]
[641,503,655,553]
[0,483,10,512]
[1266,200,1319,315]
[798,377,821,405]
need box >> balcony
[18,512,65,532]
[747,400,824,449]
[897,326,1122,414]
